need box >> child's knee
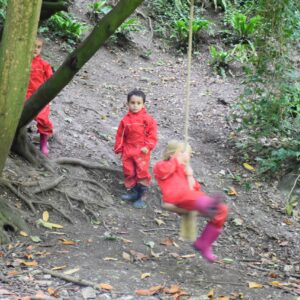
[211,203,228,228]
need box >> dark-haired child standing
[114,89,157,208]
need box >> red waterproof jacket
[114,108,157,156]
[154,158,203,205]
[26,56,53,99]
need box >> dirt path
[0,3,300,300]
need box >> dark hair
[127,89,146,103]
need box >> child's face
[175,145,191,164]
[127,95,144,113]
[33,39,43,58]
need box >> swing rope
[183,0,194,146]
[179,0,199,242]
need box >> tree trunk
[0,200,29,244]
[0,0,42,174]
[17,0,144,132]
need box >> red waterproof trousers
[26,56,53,136]
[154,158,228,228]
[114,108,157,188]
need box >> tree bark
[17,0,144,131]
[0,0,42,174]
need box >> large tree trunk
[0,0,42,174]
[0,0,42,244]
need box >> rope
[183,0,194,146]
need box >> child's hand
[141,147,149,154]
[117,153,122,159]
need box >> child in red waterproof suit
[154,140,228,262]
[26,38,53,156]
[114,89,157,208]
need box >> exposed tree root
[33,175,65,194]
[0,178,35,213]
[11,128,54,172]
[55,157,122,174]
[69,176,110,194]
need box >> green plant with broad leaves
[87,1,112,22]
[48,11,88,43]
[0,0,7,25]
[171,17,210,48]
[209,46,232,77]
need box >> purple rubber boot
[193,223,222,262]
[40,134,49,156]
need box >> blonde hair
[162,140,191,160]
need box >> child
[114,89,157,208]
[153,140,228,262]
[26,37,53,156]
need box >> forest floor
[0,1,300,300]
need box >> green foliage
[87,1,112,23]
[47,11,88,43]
[230,12,261,41]
[171,17,210,48]
[209,46,232,77]
[109,18,143,45]
[230,0,300,177]
[286,195,299,216]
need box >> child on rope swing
[26,37,53,156]
[114,89,157,209]
[154,140,228,262]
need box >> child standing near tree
[114,89,157,209]
[154,140,228,262]
[26,37,53,156]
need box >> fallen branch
[55,157,122,174]
[140,228,177,233]
[33,175,65,194]
[42,268,101,290]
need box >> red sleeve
[193,180,201,191]
[114,120,125,154]
[144,116,157,151]
[43,60,53,80]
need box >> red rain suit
[26,56,53,136]
[154,158,227,228]
[114,108,157,188]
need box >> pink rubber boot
[40,134,49,156]
[193,223,222,262]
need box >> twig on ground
[42,268,101,290]
[140,228,177,232]
[195,279,244,286]
[33,176,65,194]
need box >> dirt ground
[0,1,300,300]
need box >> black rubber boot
[133,184,148,209]
[121,186,139,202]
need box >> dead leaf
[48,287,59,297]
[121,238,132,244]
[99,283,113,291]
[20,231,29,237]
[248,282,263,288]
[227,186,237,196]
[164,284,181,294]
[149,285,163,293]
[64,267,80,275]
[155,218,165,226]
[170,252,180,259]
[60,239,77,245]
[208,288,214,298]
[141,273,151,279]
[243,163,255,172]
[43,211,49,222]
[135,289,153,296]
[217,297,230,300]
[129,250,149,261]
[160,238,174,246]
[122,252,131,261]
[20,260,38,267]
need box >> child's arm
[114,121,125,155]
[44,61,53,80]
[144,117,157,152]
